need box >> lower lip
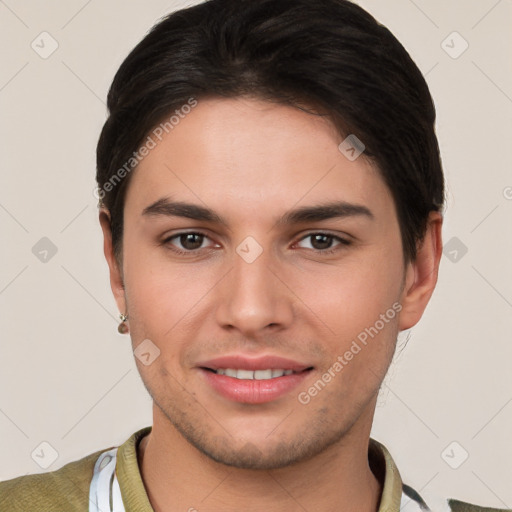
[200,369,311,404]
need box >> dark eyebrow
[142,197,374,226]
[142,197,226,225]
[276,201,373,226]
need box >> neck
[138,406,382,512]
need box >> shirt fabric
[0,426,509,512]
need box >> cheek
[303,275,401,403]
[303,251,402,334]
[122,257,208,387]
[294,247,404,381]
[122,242,218,351]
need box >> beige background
[1,0,511,507]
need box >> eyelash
[161,231,352,257]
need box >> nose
[215,245,294,337]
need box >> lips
[197,354,313,404]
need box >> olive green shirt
[0,426,509,511]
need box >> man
[0,0,508,511]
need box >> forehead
[124,97,393,222]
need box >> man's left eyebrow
[141,197,374,226]
[275,201,374,226]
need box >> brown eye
[163,231,214,254]
[296,233,351,254]
[309,234,334,250]
[178,233,205,250]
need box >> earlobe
[99,208,127,316]
[398,211,443,331]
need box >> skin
[100,97,442,512]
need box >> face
[103,97,433,469]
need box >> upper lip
[198,354,313,372]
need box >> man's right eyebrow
[142,198,228,226]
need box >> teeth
[237,369,254,380]
[214,368,294,380]
[254,369,272,380]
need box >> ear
[399,211,443,331]
[99,208,127,317]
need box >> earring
[118,313,129,334]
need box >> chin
[180,426,348,470]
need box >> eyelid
[296,230,352,242]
